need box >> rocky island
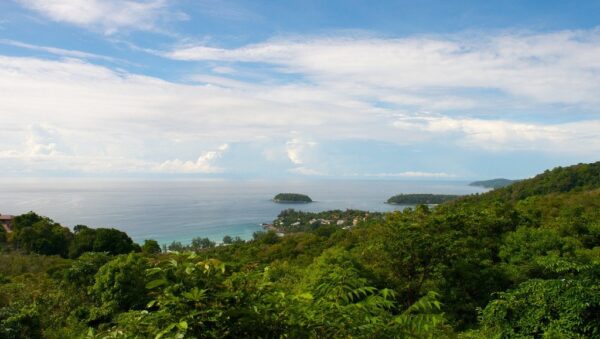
[386,193,460,204]
[273,193,313,203]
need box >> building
[0,214,14,233]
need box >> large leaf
[146,279,168,289]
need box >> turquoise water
[0,180,486,245]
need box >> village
[262,209,385,235]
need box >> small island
[470,178,517,189]
[273,193,313,203]
[386,193,460,205]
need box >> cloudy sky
[1,0,599,180]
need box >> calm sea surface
[0,180,487,245]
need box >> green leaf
[298,292,313,300]
[146,279,168,289]
[146,267,162,276]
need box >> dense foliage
[166,237,220,252]
[6,213,138,259]
[273,193,313,203]
[0,225,6,244]
[0,161,599,338]
[386,193,460,204]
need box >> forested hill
[0,161,599,338]
[461,161,600,203]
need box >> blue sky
[0,0,599,180]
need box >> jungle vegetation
[0,161,599,338]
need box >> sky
[0,0,599,180]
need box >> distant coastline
[386,193,460,205]
[0,180,485,245]
[469,178,517,189]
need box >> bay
[0,179,486,245]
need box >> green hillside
[500,162,600,197]
[462,162,600,204]
[0,161,599,338]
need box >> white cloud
[392,115,600,153]
[0,124,64,158]
[211,66,235,74]
[16,0,186,34]
[288,166,325,176]
[0,124,230,174]
[24,124,62,157]
[0,125,151,174]
[166,29,600,106]
[155,144,229,173]
[0,39,122,63]
[0,55,382,175]
[2,25,600,177]
[286,138,317,165]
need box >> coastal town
[262,209,384,234]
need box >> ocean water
[0,180,486,245]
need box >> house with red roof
[0,214,14,233]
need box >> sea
[0,179,487,246]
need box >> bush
[141,239,161,254]
[91,253,149,312]
[63,252,112,287]
[15,219,73,257]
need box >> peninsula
[386,193,460,205]
[273,193,313,203]
[470,178,517,189]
